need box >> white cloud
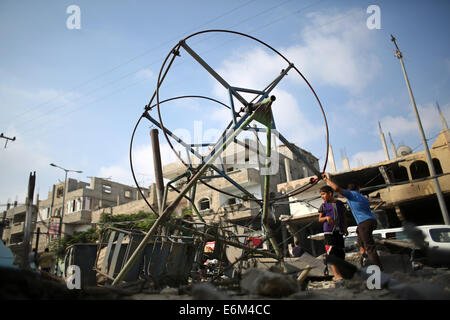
[98,142,179,188]
[0,85,82,140]
[282,9,381,93]
[380,102,450,138]
[350,149,386,168]
[204,8,380,162]
[135,68,154,81]
[0,135,66,205]
[211,50,325,148]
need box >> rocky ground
[1,257,449,300]
[127,266,450,300]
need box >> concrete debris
[254,252,331,278]
[388,281,450,300]
[191,282,231,300]
[0,266,132,300]
[240,268,298,298]
[160,286,179,296]
[307,280,340,290]
[296,265,311,286]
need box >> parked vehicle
[416,225,450,250]
[309,225,450,252]
[0,240,17,269]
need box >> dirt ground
[127,266,450,300]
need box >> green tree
[50,227,99,258]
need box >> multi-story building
[1,202,37,266]
[2,177,148,255]
[161,138,319,230]
[277,128,450,256]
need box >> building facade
[162,138,319,230]
[2,177,148,254]
[277,128,450,256]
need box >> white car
[416,225,450,250]
[308,225,450,251]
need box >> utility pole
[50,163,83,238]
[0,133,16,148]
[391,35,450,225]
[22,172,36,269]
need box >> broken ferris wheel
[115,30,330,284]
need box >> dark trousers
[356,219,383,270]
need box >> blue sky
[1,0,450,205]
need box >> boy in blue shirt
[322,173,383,270]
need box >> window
[76,198,83,212]
[430,228,450,243]
[124,190,132,198]
[392,165,409,182]
[103,185,112,194]
[410,160,430,179]
[67,200,75,213]
[56,187,64,198]
[83,197,91,210]
[433,158,443,175]
[39,208,48,221]
[199,198,211,210]
[227,198,237,206]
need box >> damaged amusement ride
[99,30,331,288]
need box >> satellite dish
[397,145,413,156]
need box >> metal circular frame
[130,29,329,214]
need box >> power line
[2,0,259,128]
[15,0,327,139]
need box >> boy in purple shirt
[318,185,348,281]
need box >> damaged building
[277,127,450,255]
[1,177,149,254]
[161,138,319,231]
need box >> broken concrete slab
[191,282,231,300]
[240,268,298,298]
[254,252,331,278]
[389,280,450,300]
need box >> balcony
[374,174,450,206]
[205,168,262,190]
[62,210,92,224]
[10,222,25,235]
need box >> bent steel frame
[117,30,329,285]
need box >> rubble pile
[127,264,450,300]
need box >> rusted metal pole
[150,129,165,214]
[112,105,263,286]
[262,124,284,263]
[22,171,36,269]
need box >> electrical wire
[12,0,330,140]
[1,0,259,128]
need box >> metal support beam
[150,129,165,214]
[112,102,270,285]
[180,41,249,107]
[144,112,258,202]
[261,124,284,264]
